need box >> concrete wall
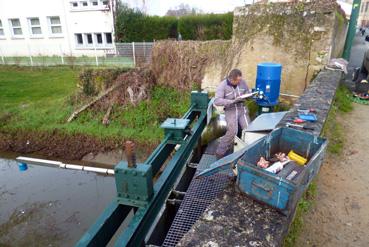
[151,1,348,96]
[201,1,348,95]
[0,0,115,57]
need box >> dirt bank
[0,130,156,161]
[296,103,369,246]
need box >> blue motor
[255,63,282,107]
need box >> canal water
[0,157,116,246]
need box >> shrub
[115,3,178,42]
[114,2,233,42]
[78,68,130,96]
[178,13,233,40]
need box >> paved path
[296,104,369,247]
[296,35,369,247]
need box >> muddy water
[0,157,116,246]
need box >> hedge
[178,13,233,40]
[115,3,233,42]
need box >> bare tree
[166,3,203,16]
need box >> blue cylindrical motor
[255,63,282,107]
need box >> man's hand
[234,96,246,103]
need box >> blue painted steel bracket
[115,162,154,207]
[161,118,191,144]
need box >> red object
[294,118,305,124]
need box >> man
[214,69,251,159]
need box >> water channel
[0,154,116,246]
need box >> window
[0,20,4,37]
[91,0,98,6]
[105,32,112,44]
[28,18,42,35]
[9,18,22,36]
[95,33,102,44]
[71,1,78,7]
[48,16,62,34]
[76,32,112,48]
[102,0,108,6]
[81,1,88,6]
[75,33,83,45]
[86,33,93,44]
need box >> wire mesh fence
[0,42,153,68]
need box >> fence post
[94,45,99,66]
[27,44,33,66]
[132,42,136,67]
[60,45,65,65]
[0,47,4,64]
[143,40,146,62]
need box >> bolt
[125,141,137,168]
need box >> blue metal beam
[76,201,132,247]
[144,136,176,176]
[114,110,207,246]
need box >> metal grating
[162,153,232,247]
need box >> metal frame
[76,92,209,247]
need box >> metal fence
[0,42,153,68]
[115,42,154,66]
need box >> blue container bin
[256,63,282,106]
[236,127,327,215]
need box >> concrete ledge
[277,69,343,136]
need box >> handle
[250,181,274,201]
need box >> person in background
[214,69,251,160]
[356,49,369,83]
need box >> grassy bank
[323,85,353,154]
[0,66,190,146]
[283,84,353,246]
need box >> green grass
[323,84,353,154]
[0,66,190,143]
[0,66,78,108]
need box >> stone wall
[151,0,348,95]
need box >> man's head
[228,69,242,86]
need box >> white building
[0,0,116,57]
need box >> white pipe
[64,164,84,171]
[16,156,114,176]
[17,156,62,167]
[83,166,114,175]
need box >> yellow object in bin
[288,150,307,165]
